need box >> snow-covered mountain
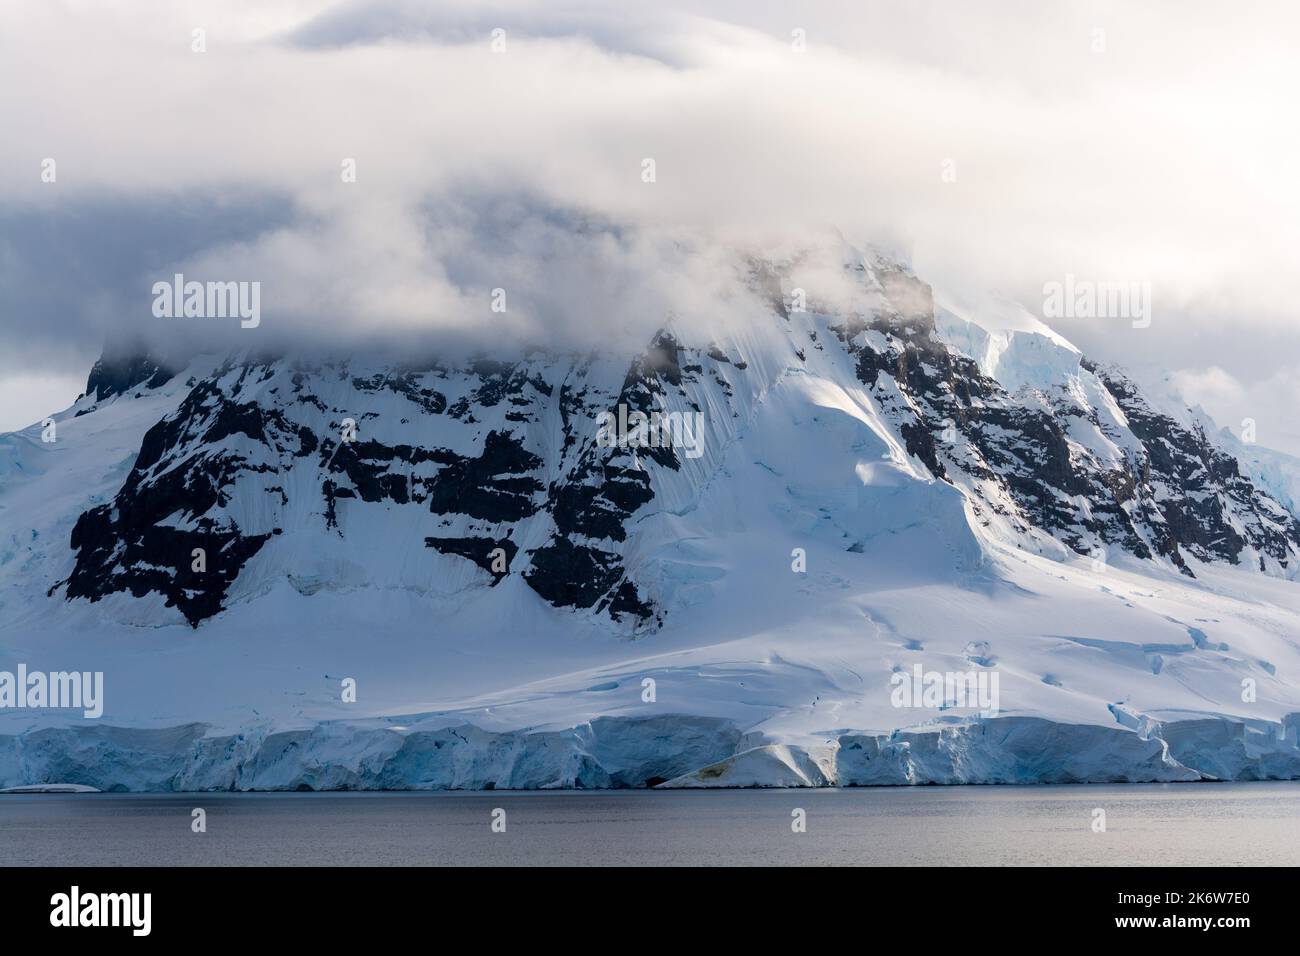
[3,242,1300,790]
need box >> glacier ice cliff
[2,713,1298,792]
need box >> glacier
[3,712,1299,791]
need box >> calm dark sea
[3,782,1298,866]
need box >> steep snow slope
[2,243,1299,789]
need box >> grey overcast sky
[2,0,1298,452]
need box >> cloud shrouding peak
[1,0,1298,446]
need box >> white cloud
[1169,366,1248,411]
[1,0,1298,437]
[1169,365,1300,458]
[0,371,86,433]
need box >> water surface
[2,782,1297,866]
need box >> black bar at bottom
[0,866,1278,942]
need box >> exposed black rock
[426,536,518,583]
[524,536,651,620]
[425,430,543,523]
[1089,362,1300,568]
[351,372,447,415]
[827,263,1297,573]
[85,352,175,402]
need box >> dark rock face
[523,536,632,611]
[425,431,543,522]
[842,309,1143,560]
[424,536,517,583]
[64,506,272,626]
[351,372,447,415]
[522,329,725,623]
[60,373,285,626]
[828,266,1300,574]
[84,353,175,402]
[56,343,692,626]
[1089,364,1300,568]
[322,437,449,512]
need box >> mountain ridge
[36,249,1300,629]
